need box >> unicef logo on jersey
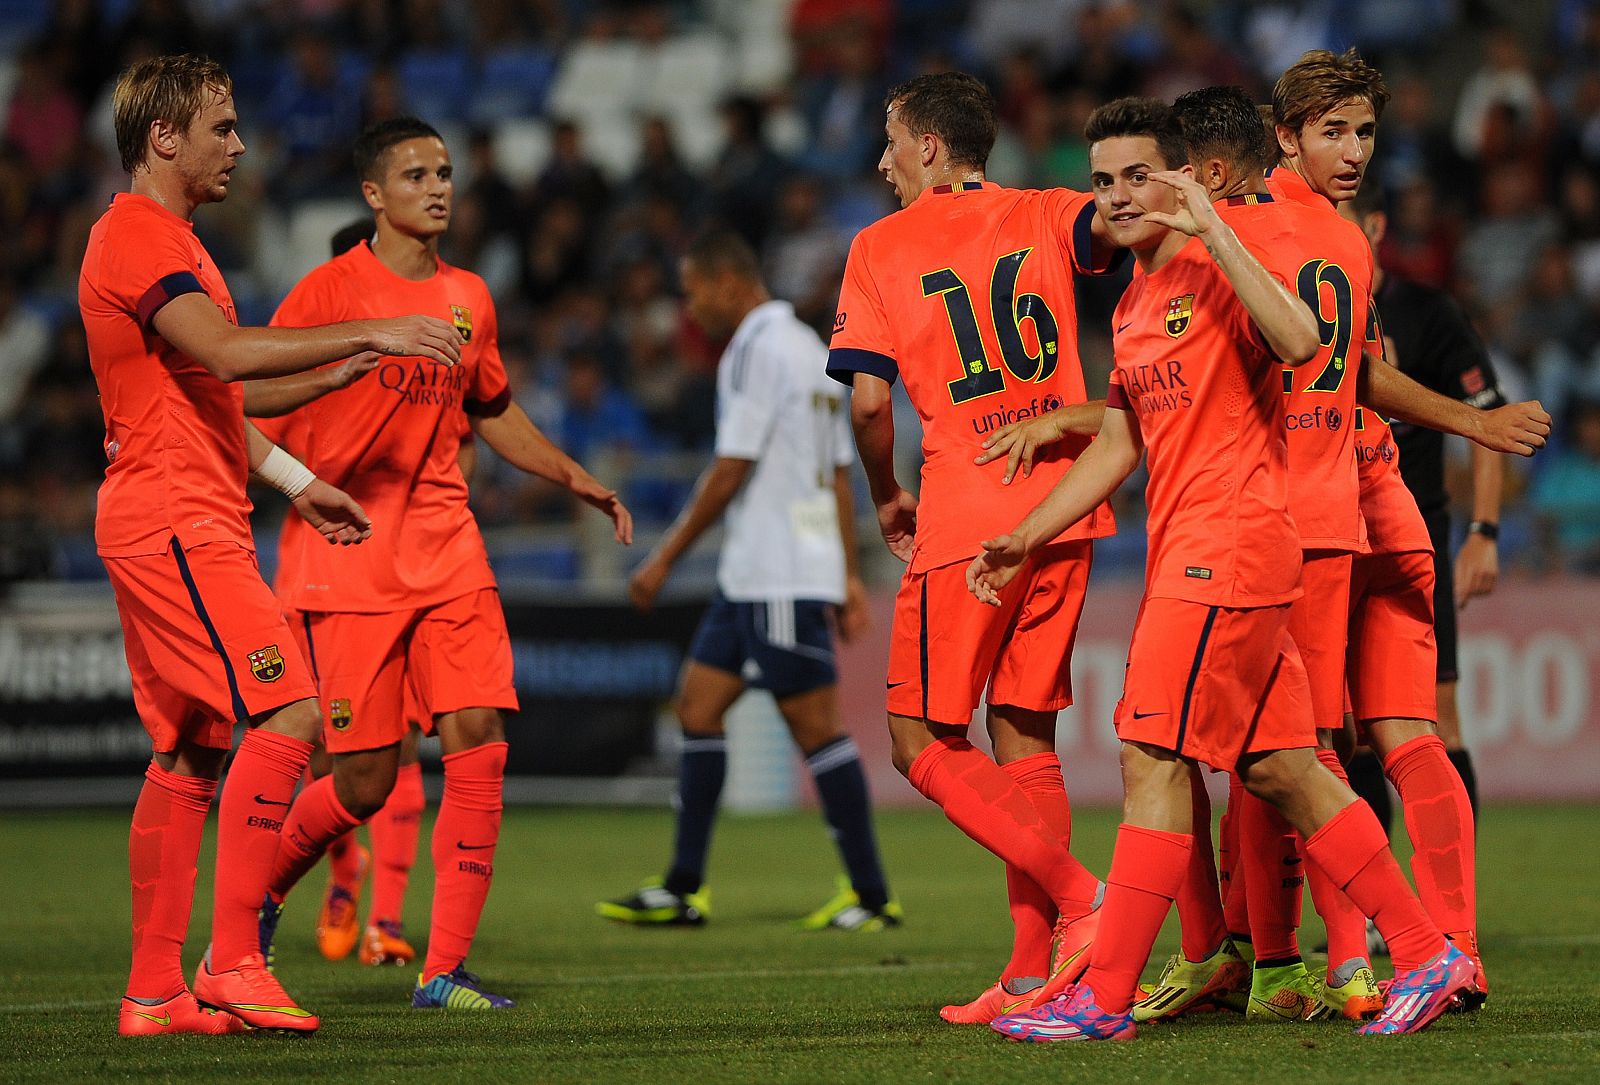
[1326,407,1343,432]
[971,395,1064,437]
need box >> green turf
[1,803,1596,1084]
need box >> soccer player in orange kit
[246,116,631,1010]
[971,95,1476,1043]
[84,55,464,1036]
[827,72,1119,1021]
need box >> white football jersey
[714,300,852,603]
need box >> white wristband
[255,445,317,500]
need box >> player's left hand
[628,556,669,611]
[292,479,372,545]
[975,411,1068,483]
[574,477,633,545]
[1455,533,1499,610]
[1143,171,1222,238]
[875,487,918,562]
[1474,400,1551,456]
[835,575,870,643]
[965,534,1028,606]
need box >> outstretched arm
[1146,171,1318,366]
[152,293,462,382]
[1357,354,1550,456]
[471,400,632,544]
[627,456,752,611]
[967,404,1143,605]
[243,353,382,417]
[849,371,917,562]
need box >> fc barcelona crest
[248,645,285,684]
[450,304,473,342]
[1165,294,1195,338]
[329,698,353,731]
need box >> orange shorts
[106,540,317,753]
[286,588,518,753]
[1347,548,1437,724]
[1115,598,1314,771]
[886,540,1092,725]
[1288,550,1354,731]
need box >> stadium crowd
[2,0,1600,584]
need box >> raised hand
[292,479,373,545]
[965,534,1028,606]
[1142,170,1224,238]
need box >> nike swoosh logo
[227,1002,314,1017]
[886,681,908,690]
[253,794,291,807]
[129,1010,172,1025]
[999,997,1030,1014]
[1116,322,1133,333]
[456,841,495,851]
[1131,709,1165,719]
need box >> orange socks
[127,762,215,1000]
[268,773,363,901]
[1304,800,1447,972]
[1305,749,1372,970]
[369,761,426,923]
[212,729,312,967]
[999,753,1074,982]
[422,742,506,980]
[1384,734,1476,943]
[1173,771,1229,962]
[1080,826,1192,1013]
[1240,788,1303,961]
[1219,774,1249,942]
[909,738,1100,917]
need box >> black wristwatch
[1467,520,1499,541]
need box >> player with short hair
[86,54,464,1037]
[597,229,899,932]
[973,95,1476,1044]
[247,115,632,1011]
[829,71,1122,1023]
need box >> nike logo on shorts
[1131,709,1165,720]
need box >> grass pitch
[1,802,1596,1084]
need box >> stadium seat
[398,48,474,123]
[570,113,642,183]
[278,199,370,293]
[491,118,554,188]
[664,105,725,171]
[470,46,559,124]
[637,32,731,111]
[546,40,644,124]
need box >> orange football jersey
[79,193,250,556]
[268,241,509,612]
[828,182,1117,572]
[1107,237,1301,608]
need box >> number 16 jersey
[827,181,1118,573]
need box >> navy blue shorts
[688,595,837,698]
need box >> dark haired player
[974,96,1475,1043]
[246,116,632,1010]
[828,71,1121,1023]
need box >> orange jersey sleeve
[1111,239,1301,607]
[79,194,251,557]
[266,242,500,612]
[1355,301,1432,555]
[1226,188,1372,552]
[827,182,1117,571]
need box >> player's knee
[1238,756,1297,807]
[675,700,726,738]
[333,761,397,821]
[258,698,321,743]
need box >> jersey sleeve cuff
[464,385,512,418]
[136,271,207,328]
[1073,200,1129,277]
[826,348,898,386]
[1105,381,1131,410]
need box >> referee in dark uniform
[1346,185,1506,824]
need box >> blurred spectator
[1452,27,1550,163]
[621,117,697,212]
[762,175,847,332]
[1370,74,1461,203]
[705,96,787,247]
[555,351,653,465]
[1139,6,1253,104]
[1530,398,1600,572]
[1456,162,1561,307]
[792,22,888,180]
[0,275,48,420]
[262,33,363,201]
[534,120,610,225]
[4,45,84,182]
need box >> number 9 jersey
[826,181,1120,573]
